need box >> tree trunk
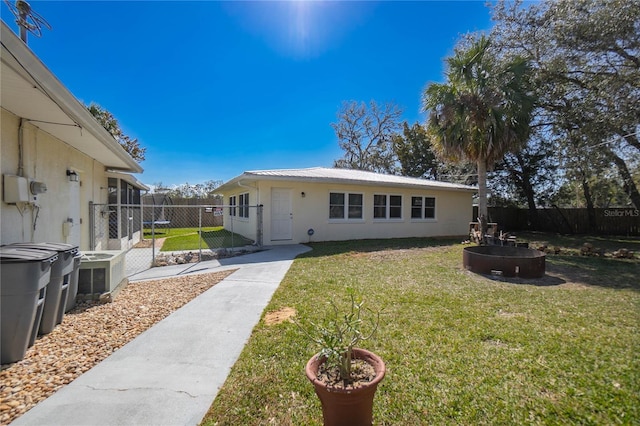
[623,133,640,152]
[580,171,597,232]
[524,185,538,230]
[477,159,488,240]
[524,190,538,229]
[515,153,539,230]
[609,151,640,209]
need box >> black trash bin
[65,252,82,312]
[8,243,78,335]
[1,247,57,364]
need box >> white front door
[271,188,292,241]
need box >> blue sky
[2,1,494,187]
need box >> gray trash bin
[1,247,57,364]
[65,252,82,312]
[8,243,78,335]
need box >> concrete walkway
[12,245,311,426]
[126,245,263,282]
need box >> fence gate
[89,203,263,278]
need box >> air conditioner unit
[78,250,127,296]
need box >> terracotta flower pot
[305,348,386,426]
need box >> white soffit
[1,22,141,173]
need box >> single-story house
[1,21,146,251]
[215,167,476,245]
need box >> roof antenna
[3,0,51,44]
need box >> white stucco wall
[1,109,108,249]
[221,186,260,245]
[222,179,473,245]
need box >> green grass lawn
[201,236,639,425]
[144,226,254,251]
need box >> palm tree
[422,36,535,239]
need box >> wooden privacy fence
[473,206,640,236]
[141,196,224,228]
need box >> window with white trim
[411,196,436,219]
[329,192,363,220]
[229,196,236,216]
[373,194,402,219]
[238,192,249,218]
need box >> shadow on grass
[200,229,253,249]
[300,235,639,292]
[479,255,639,291]
[517,231,640,252]
[466,254,638,291]
[464,232,639,291]
[478,271,567,287]
[299,236,463,259]
[545,255,640,291]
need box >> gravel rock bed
[153,246,261,267]
[0,270,234,425]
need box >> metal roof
[216,167,477,193]
[106,171,150,191]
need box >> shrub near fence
[473,207,640,236]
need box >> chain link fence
[89,203,144,251]
[89,203,263,277]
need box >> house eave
[106,171,150,191]
[215,170,477,194]
[1,21,142,174]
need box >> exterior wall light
[301,191,306,198]
[67,170,79,182]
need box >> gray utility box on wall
[0,247,57,364]
[3,174,29,203]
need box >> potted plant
[298,289,385,426]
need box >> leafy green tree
[490,0,640,210]
[150,182,170,193]
[166,180,223,199]
[437,162,478,186]
[88,103,146,163]
[549,164,631,208]
[490,135,559,228]
[392,122,438,179]
[333,100,403,174]
[422,36,536,233]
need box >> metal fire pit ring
[463,246,546,279]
